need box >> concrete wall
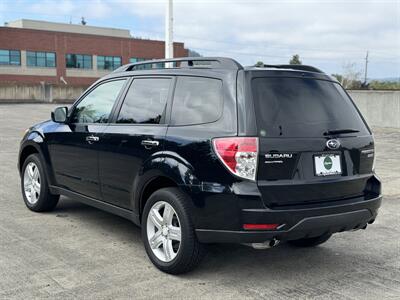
[0,84,86,103]
[0,85,399,128]
[0,84,44,102]
[51,85,87,103]
[348,90,400,128]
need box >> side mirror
[51,107,68,123]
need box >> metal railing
[113,57,243,73]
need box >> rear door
[251,76,375,207]
[98,77,174,209]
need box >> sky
[0,0,399,79]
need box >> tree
[188,49,201,57]
[289,54,302,65]
[331,74,343,83]
[369,80,400,90]
[339,62,363,89]
[255,61,264,67]
[331,63,363,89]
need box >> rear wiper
[323,128,360,136]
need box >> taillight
[212,137,258,181]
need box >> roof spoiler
[258,64,323,73]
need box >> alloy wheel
[23,162,41,205]
[146,201,181,262]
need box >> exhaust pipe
[245,239,280,250]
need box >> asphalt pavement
[0,104,399,299]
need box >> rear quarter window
[171,76,223,126]
[251,77,370,137]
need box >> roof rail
[113,57,243,73]
[259,64,323,73]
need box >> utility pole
[364,50,369,84]
[165,0,174,67]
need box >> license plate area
[314,154,341,176]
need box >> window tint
[117,78,171,124]
[251,77,370,137]
[171,77,223,126]
[71,79,126,123]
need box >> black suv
[19,57,382,274]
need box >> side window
[71,79,126,123]
[116,78,171,124]
[171,77,223,126]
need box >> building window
[66,54,92,69]
[27,51,56,67]
[0,49,21,66]
[129,57,147,63]
[97,56,122,70]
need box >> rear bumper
[196,195,382,243]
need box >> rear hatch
[251,75,375,207]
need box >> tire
[141,187,206,274]
[288,233,332,247]
[21,153,59,212]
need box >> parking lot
[0,104,399,299]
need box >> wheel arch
[19,134,55,188]
[138,175,178,220]
[136,152,199,221]
[19,144,40,173]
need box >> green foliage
[331,73,362,89]
[368,80,400,90]
[331,74,343,82]
[332,73,400,90]
[255,61,264,67]
[289,54,302,65]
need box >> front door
[47,79,127,199]
[99,77,173,209]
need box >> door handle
[86,135,99,144]
[141,140,159,148]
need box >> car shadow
[54,196,357,282]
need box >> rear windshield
[251,77,370,138]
